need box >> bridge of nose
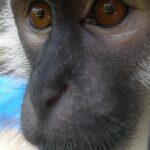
[28,22,84,114]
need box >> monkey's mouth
[46,84,68,106]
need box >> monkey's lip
[46,85,68,106]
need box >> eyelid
[26,0,51,15]
[123,0,150,9]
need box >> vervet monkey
[0,0,150,150]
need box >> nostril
[46,84,68,106]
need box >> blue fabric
[0,76,27,130]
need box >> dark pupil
[103,3,115,15]
[32,7,45,19]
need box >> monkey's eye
[89,0,128,27]
[28,1,52,29]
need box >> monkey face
[11,0,150,150]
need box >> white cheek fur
[0,1,30,77]
[135,57,150,89]
[0,2,32,148]
[0,130,36,150]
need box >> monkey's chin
[22,117,129,150]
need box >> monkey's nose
[46,84,68,106]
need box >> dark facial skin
[10,0,150,150]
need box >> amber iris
[94,0,128,27]
[29,2,52,29]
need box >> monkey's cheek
[22,92,89,145]
[21,92,41,145]
[21,91,74,144]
